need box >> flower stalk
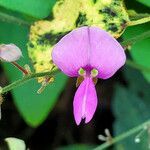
[11,62,29,75]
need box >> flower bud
[0,44,22,62]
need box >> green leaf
[112,85,150,150]
[123,66,150,103]
[136,0,150,7]
[123,23,150,82]
[5,137,26,150]
[0,21,67,127]
[0,0,56,19]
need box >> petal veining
[73,77,98,125]
[52,27,90,77]
[89,27,126,79]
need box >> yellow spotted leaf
[28,0,130,82]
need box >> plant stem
[11,62,28,75]
[0,11,30,26]
[121,30,150,46]
[94,120,150,150]
[127,16,150,26]
[0,70,59,94]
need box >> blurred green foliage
[123,23,150,82]
[0,0,56,19]
[112,67,150,150]
[136,0,150,7]
[0,0,68,127]
[0,21,68,127]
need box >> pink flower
[52,26,126,125]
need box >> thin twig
[94,120,150,150]
[0,70,59,94]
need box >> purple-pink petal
[52,27,90,77]
[73,77,98,125]
[89,27,126,79]
[52,26,126,79]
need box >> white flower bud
[0,44,22,62]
